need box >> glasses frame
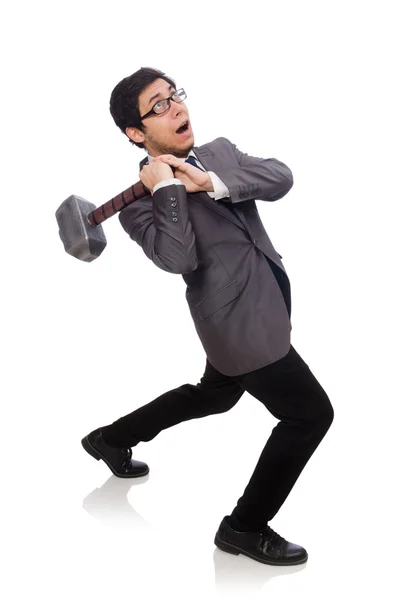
[140,88,187,121]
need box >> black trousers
[102,344,334,532]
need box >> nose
[170,98,184,118]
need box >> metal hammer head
[56,195,107,262]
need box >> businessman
[81,67,334,566]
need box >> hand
[139,159,174,194]
[157,155,214,193]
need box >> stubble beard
[146,131,194,159]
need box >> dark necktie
[185,155,205,171]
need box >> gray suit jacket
[119,137,293,376]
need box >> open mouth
[176,120,190,135]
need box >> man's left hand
[154,155,214,194]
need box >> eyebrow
[148,85,175,107]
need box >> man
[81,67,334,567]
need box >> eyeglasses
[140,88,187,120]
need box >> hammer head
[56,195,107,262]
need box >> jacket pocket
[196,280,239,321]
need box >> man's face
[126,78,195,158]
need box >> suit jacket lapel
[192,146,248,231]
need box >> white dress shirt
[148,150,230,201]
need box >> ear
[126,126,145,144]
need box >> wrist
[202,174,214,192]
[153,178,183,194]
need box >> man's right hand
[139,157,175,194]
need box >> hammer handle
[87,180,150,226]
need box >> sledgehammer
[55,180,150,262]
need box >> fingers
[156,155,186,169]
[139,159,174,191]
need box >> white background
[1,0,396,598]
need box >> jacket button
[172,211,177,216]
[239,193,244,199]
[172,217,178,222]
[171,202,177,207]
[253,238,258,245]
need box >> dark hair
[109,67,176,150]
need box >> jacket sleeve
[211,137,293,204]
[119,183,198,274]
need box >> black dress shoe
[214,516,308,566]
[81,428,149,478]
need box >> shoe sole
[214,533,308,566]
[81,436,149,479]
